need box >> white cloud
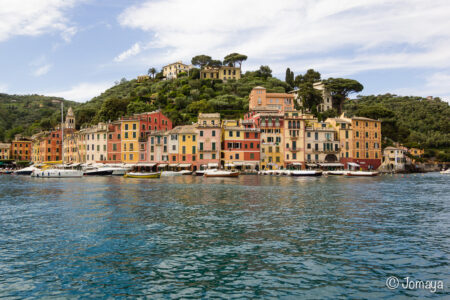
[45,82,112,102]
[114,43,142,62]
[33,64,52,77]
[0,0,80,42]
[118,0,450,75]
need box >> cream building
[305,121,340,168]
[163,61,192,79]
[289,82,333,112]
[0,143,11,160]
[83,123,108,164]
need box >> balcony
[289,136,299,140]
[199,149,217,152]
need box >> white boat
[346,171,379,176]
[325,170,347,176]
[440,169,450,174]
[161,171,184,177]
[31,169,83,178]
[291,170,322,177]
[14,166,38,175]
[84,168,114,176]
[204,169,239,177]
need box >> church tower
[65,107,75,130]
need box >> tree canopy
[223,53,247,68]
[323,78,363,114]
[191,55,212,68]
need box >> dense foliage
[0,94,79,141]
[345,94,450,161]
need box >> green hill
[0,94,79,141]
[344,94,450,161]
[73,69,290,127]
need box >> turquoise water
[0,174,449,299]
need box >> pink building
[249,86,295,112]
[196,113,221,169]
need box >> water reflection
[0,174,449,298]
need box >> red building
[134,110,173,139]
[39,129,62,162]
[106,122,122,163]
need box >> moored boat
[204,170,239,177]
[124,172,161,178]
[346,171,379,176]
[291,170,322,177]
[84,168,114,176]
[326,170,347,176]
[13,166,38,175]
[440,169,450,174]
[31,169,84,178]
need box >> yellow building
[163,61,192,79]
[0,143,11,160]
[121,118,139,163]
[200,66,241,81]
[258,112,284,170]
[177,125,198,169]
[408,148,424,158]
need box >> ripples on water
[0,174,449,298]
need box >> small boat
[180,170,192,175]
[440,169,450,174]
[31,169,84,178]
[346,171,379,176]
[326,170,347,176]
[195,170,206,176]
[204,170,239,177]
[124,172,161,178]
[84,168,114,176]
[291,170,322,177]
[13,166,38,175]
[161,171,184,177]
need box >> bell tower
[65,107,75,130]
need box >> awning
[179,163,191,168]
[292,162,302,166]
[207,163,218,168]
[158,164,167,168]
[233,162,244,166]
[307,163,317,167]
[169,163,179,167]
[319,163,344,167]
[348,162,360,167]
[245,162,258,166]
[137,163,156,167]
[225,163,234,167]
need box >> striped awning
[179,163,191,168]
[158,164,168,168]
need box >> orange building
[249,86,295,112]
[35,129,63,162]
[328,115,382,170]
[11,136,32,161]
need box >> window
[212,142,216,150]
[182,135,186,142]
[235,153,239,159]
[113,144,117,151]
[212,130,216,137]
[307,132,311,138]
[199,142,203,151]
[133,132,136,139]
[229,131,233,137]
[307,143,311,149]
[125,124,129,130]
[315,144,318,151]
[356,152,359,158]
[365,142,369,149]
[365,132,369,138]
[172,155,176,161]
[151,146,154,152]
[366,152,369,158]
[192,146,196,154]
[200,154,203,160]
[133,124,136,130]
[129,154,133,160]
[192,155,196,161]
[346,152,349,158]
[293,153,297,159]
[182,146,186,154]
[246,132,249,138]
[151,137,154,144]
[192,135,196,142]
[130,143,133,151]
[236,131,240,137]
[356,142,359,148]
[182,156,186,161]
[103,145,106,151]
[307,154,311,160]
[250,153,255,159]
[375,132,378,138]
[212,153,216,159]
[113,155,116,161]
[125,132,128,139]
[97,145,100,151]
[172,145,176,151]
[118,134,121,139]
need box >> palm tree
[148,67,157,79]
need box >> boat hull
[291,171,322,177]
[124,172,161,178]
[84,170,114,176]
[204,171,239,178]
[31,170,83,178]
[346,171,379,176]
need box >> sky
[0,0,449,103]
